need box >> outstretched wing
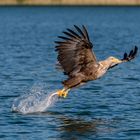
[122,46,138,62]
[55,25,98,76]
[109,46,138,69]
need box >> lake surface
[0,6,140,140]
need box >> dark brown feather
[55,25,98,78]
[122,46,138,61]
[74,25,86,38]
[82,25,90,41]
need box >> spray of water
[12,85,59,114]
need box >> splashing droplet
[12,85,59,114]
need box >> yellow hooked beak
[113,58,122,64]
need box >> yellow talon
[57,88,70,98]
[63,91,68,98]
[57,89,65,97]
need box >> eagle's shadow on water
[58,116,99,139]
[40,111,117,139]
[57,117,116,139]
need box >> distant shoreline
[0,0,140,6]
[0,4,140,6]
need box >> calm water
[0,6,140,140]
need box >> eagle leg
[57,88,70,98]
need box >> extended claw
[63,89,70,98]
[57,88,70,98]
[57,89,65,97]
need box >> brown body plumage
[55,25,138,97]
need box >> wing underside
[55,25,98,77]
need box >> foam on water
[12,85,59,114]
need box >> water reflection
[57,116,110,139]
[59,117,97,132]
[32,111,118,139]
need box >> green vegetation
[16,0,25,4]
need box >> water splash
[12,85,59,114]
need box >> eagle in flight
[55,25,138,98]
